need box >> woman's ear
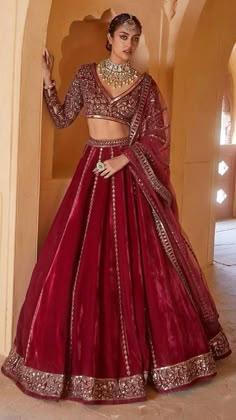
[107,33,112,45]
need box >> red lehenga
[1,63,231,404]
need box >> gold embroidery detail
[2,348,219,400]
[132,143,172,205]
[151,208,196,306]
[128,173,197,311]
[111,152,131,376]
[151,352,216,391]
[43,63,145,130]
[2,348,146,401]
[69,147,101,355]
[87,137,130,147]
[209,329,231,359]
[147,322,158,369]
[129,76,152,143]
[43,67,84,128]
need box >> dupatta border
[129,74,152,144]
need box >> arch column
[171,0,236,267]
[0,0,52,356]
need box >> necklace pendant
[97,58,138,90]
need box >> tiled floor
[0,220,236,420]
[214,218,236,266]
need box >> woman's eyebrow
[118,31,140,36]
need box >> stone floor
[0,220,236,420]
[214,218,236,266]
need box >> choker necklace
[97,58,138,89]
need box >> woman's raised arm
[42,48,84,128]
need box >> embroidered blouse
[43,63,147,128]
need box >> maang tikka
[123,15,137,31]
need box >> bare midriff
[87,117,130,140]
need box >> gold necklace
[97,58,138,89]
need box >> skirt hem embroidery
[1,332,230,403]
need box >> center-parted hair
[106,13,142,51]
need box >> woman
[1,13,231,405]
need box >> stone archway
[0,0,53,355]
[171,0,236,267]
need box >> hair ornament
[123,14,137,31]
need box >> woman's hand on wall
[42,48,54,86]
[93,154,129,178]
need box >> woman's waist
[87,136,130,147]
[87,117,130,140]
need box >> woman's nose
[126,38,132,47]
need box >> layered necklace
[97,58,138,89]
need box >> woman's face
[108,24,141,63]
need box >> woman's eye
[120,35,127,40]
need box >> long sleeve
[43,67,84,128]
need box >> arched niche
[171,0,236,266]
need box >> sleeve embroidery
[43,67,84,128]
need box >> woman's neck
[109,54,129,65]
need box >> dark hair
[106,13,142,51]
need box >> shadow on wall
[52,10,149,178]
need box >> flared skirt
[1,137,231,404]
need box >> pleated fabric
[1,138,230,404]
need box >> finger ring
[96,161,105,171]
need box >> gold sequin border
[87,137,130,147]
[2,348,146,401]
[151,352,216,391]
[1,348,220,401]
[209,329,231,359]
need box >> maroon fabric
[123,77,223,339]
[43,63,145,128]
[1,66,231,403]
[15,143,216,375]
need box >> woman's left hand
[93,154,129,178]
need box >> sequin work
[87,137,130,147]
[209,329,231,359]
[2,347,219,402]
[43,63,145,128]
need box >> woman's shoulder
[139,71,158,92]
[79,62,95,69]
[76,62,95,76]
[135,68,156,84]
[144,72,157,85]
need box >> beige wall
[1,0,236,355]
[0,0,51,355]
[229,46,236,216]
[0,0,31,356]
[171,0,236,265]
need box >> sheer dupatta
[123,75,222,343]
